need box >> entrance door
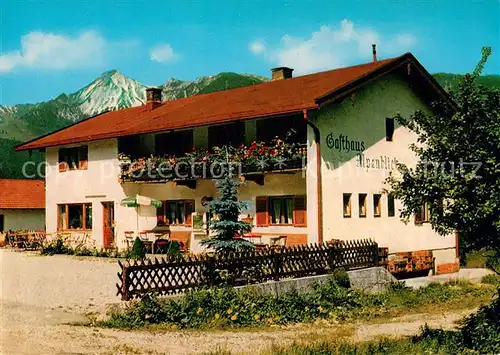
[102,202,115,248]
[0,214,4,232]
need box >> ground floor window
[343,193,352,218]
[0,214,4,231]
[373,194,382,217]
[269,196,294,224]
[388,194,395,217]
[255,195,306,227]
[358,194,367,217]
[58,203,92,230]
[415,203,430,224]
[157,200,194,226]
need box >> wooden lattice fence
[117,239,381,301]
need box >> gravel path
[0,249,120,314]
[403,268,493,289]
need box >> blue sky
[0,0,498,106]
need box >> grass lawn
[99,276,497,331]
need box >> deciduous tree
[387,47,500,273]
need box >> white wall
[45,139,139,248]
[0,209,45,231]
[306,124,320,244]
[311,73,456,265]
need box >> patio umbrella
[121,195,162,235]
[120,195,162,208]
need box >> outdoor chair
[124,231,135,251]
[25,231,46,250]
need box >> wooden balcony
[119,143,307,183]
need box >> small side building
[0,179,45,231]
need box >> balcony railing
[119,140,307,183]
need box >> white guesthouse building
[17,52,458,268]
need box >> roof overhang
[15,107,313,151]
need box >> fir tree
[201,166,255,253]
[130,237,146,259]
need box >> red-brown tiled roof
[16,54,429,151]
[0,179,45,209]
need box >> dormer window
[58,146,88,172]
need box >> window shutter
[293,196,307,227]
[185,200,194,226]
[78,146,88,170]
[255,196,269,227]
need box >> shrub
[329,268,350,289]
[412,325,462,353]
[100,275,363,329]
[268,335,463,355]
[459,293,500,353]
[388,280,410,292]
[130,237,146,260]
[463,249,496,268]
[41,238,71,255]
[481,273,500,285]
[409,293,500,354]
[166,240,182,259]
[41,238,126,259]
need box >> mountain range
[0,70,498,179]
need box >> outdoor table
[139,231,156,254]
[147,225,172,254]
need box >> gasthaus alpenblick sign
[326,132,398,171]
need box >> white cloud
[150,43,178,63]
[249,39,266,55]
[0,30,107,73]
[252,20,418,74]
[393,33,417,48]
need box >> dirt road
[1,301,473,355]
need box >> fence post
[327,245,335,270]
[270,249,279,281]
[374,242,380,267]
[206,255,216,286]
[121,263,129,301]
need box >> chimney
[372,44,377,62]
[145,87,162,110]
[271,67,294,80]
